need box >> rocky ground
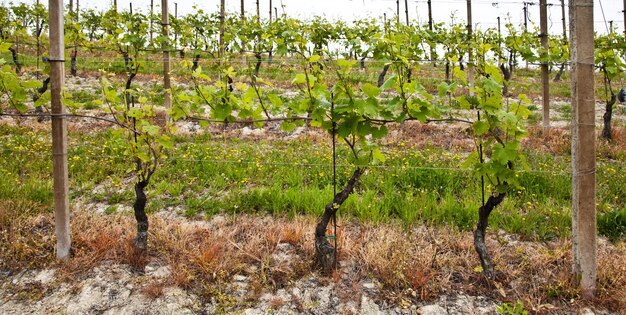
[0,263,502,315]
[1,210,619,315]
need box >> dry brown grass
[269,296,285,309]
[524,125,626,160]
[523,126,572,155]
[0,200,55,271]
[1,202,625,313]
[386,122,475,152]
[142,280,166,298]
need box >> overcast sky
[6,0,625,34]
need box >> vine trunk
[315,167,364,273]
[473,192,506,279]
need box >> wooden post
[404,0,409,26]
[540,0,550,132]
[174,3,178,53]
[523,2,530,69]
[570,0,596,300]
[427,0,433,30]
[73,0,79,75]
[396,0,400,24]
[623,0,626,38]
[497,16,501,49]
[428,0,435,63]
[561,0,567,39]
[162,0,171,115]
[240,0,246,52]
[36,0,40,76]
[219,0,225,63]
[522,2,528,33]
[49,0,71,260]
[256,0,260,22]
[150,0,154,45]
[467,0,474,96]
[130,2,133,15]
[113,0,117,12]
[269,0,272,21]
[560,0,568,72]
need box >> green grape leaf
[372,147,386,163]
[493,142,519,165]
[157,135,174,149]
[267,93,283,107]
[473,121,490,135]
[308,55,321,63]
[371,125,388,139]
[361,83,381,98]
[292,73,307,85]
[142,124,160,136]
[337,115,359,138]
[280,120,297,132]
[21,79,42,89]
[381,75,397,90]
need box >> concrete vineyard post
[162,0,171,117]
[570,0,597,299]
[467,0,474,96]
[540,0,550,133]
[49,0,71,260]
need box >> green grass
[558,104,572,121]
[1,124,625,242]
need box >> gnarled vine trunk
[70,49,78,77]
[191,54,201,72]
[133,180,149,250]
[473,192,506,279]
[254,52,262,79]
[315,167,364,273]
[33,77,50,123]
[8,47,21,73]
[602,92,617,140]
[553,62,566,82]
[499,64,512,96]
[377,64,390,87]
